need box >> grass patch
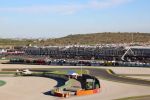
[31,70,88,75]
[0,80,6,87]
[49,70,88,75]
[0,72,16,74]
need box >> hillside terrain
[0,32,150,47]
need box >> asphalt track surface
[2,67,150,86]
[2,67,150,100]
[87,68,150,86]
[32,68,150,87]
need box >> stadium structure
[22,44,150,62]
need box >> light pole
[81,61,83,76]
[80,57,83,76]
[132,33,134,44]
[77,56,83,76]
[93,78,95,89]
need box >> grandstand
[22,44,150,62]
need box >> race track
[1,65,150,100]
[31,68,150,86]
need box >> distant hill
[43,32,150,45]
[0,32,150,47]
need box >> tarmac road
[87,68,150,86]
[2,66,150,86]
[1,66,150,100]
[28,67,150,86]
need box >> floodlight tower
[131,33,134,44]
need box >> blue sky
[0,0,150,38]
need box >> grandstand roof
[125,46,150,49]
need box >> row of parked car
[9,58,150,67]
[9,58,116,66]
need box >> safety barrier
[51,88,70,98]
[76,88,100,96]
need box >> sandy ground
[0,64,150,100]
[0,77,57,100]
[0,77,150,100]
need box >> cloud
[88,0,130,9]
[0,0,133,14]
[0,4,84,14]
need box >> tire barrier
[52,88,70,98]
